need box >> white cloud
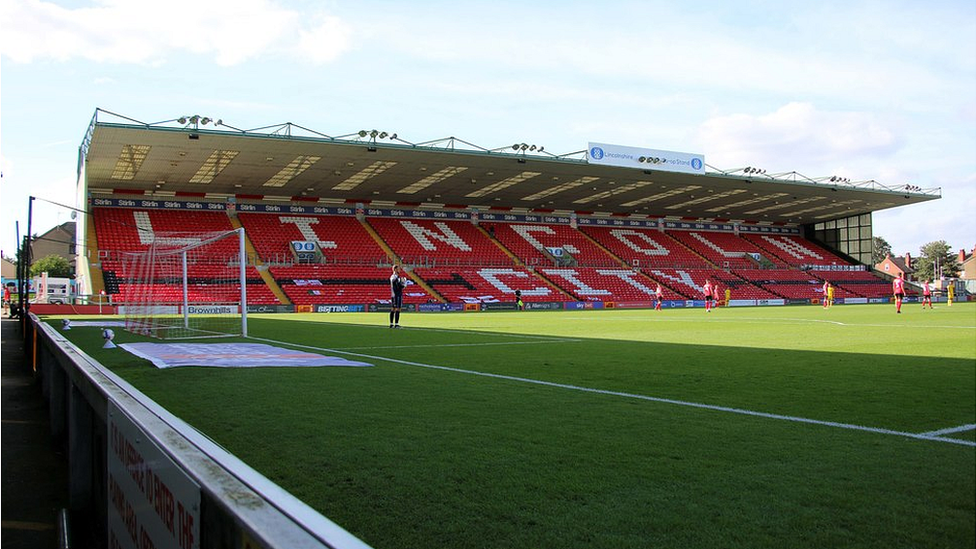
[0,0,352,66]
[296,13,353,64]
[697,102,903,174]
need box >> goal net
[121,228,248,339]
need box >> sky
[2,0,974,263]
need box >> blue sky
[2,0,974,262]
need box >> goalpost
[121,227,248,339]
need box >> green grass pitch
[56,303,975,548]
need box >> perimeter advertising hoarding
[368,303,418,313]
[107,401,200,549]
[480,302,519,311]
[418,303,466,312]
[564,301,605,310]
[314,304,366,313]
[587,142,705,174]
[524,302,563,311]
[246,304,295,313]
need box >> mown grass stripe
[248,335,976,448]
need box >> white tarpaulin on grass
[119,342,373,369]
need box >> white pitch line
[919,424,976,437]
[248,336,976,448]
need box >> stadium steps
[529,269,586,302]
[666,231,721,269]
[86,212,107,296]
[254,266,291,304]
[403,268,447,303]
[227,212,292,305]
[361,218,448,303]
[360,218,400,265]
[742,235,790,265]
[577,227,630,268]
[478,225,523,266]
[642,273,692,299]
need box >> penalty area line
[919,424,976,437]
[247,336,976,448]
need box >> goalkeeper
[389,265,405,328]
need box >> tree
[30,254,73,278]
[872,236,891,265]
[913,240,960,281]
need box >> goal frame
[122,227,248,339]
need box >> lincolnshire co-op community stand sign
[587,142,705,174]
[108,401,200,549]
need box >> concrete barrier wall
[27,314,372,549]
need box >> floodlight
[178,117,187,124]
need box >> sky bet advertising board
[587,142,705,175]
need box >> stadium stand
[644,268,718,300]
[743,234,849,267]
[414,266,560,304]
[709,270,783,300]
[94,208,280,304]
[669,231,785,270]
[730,268,823,300]
[579,226,709,268]
[369,218,512,266]
[238,213,387,265]
[540,267,666,302]
[270,264,433,305]
[813,269,904,298]
[92,208,900,306]
[486,222,620,268]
